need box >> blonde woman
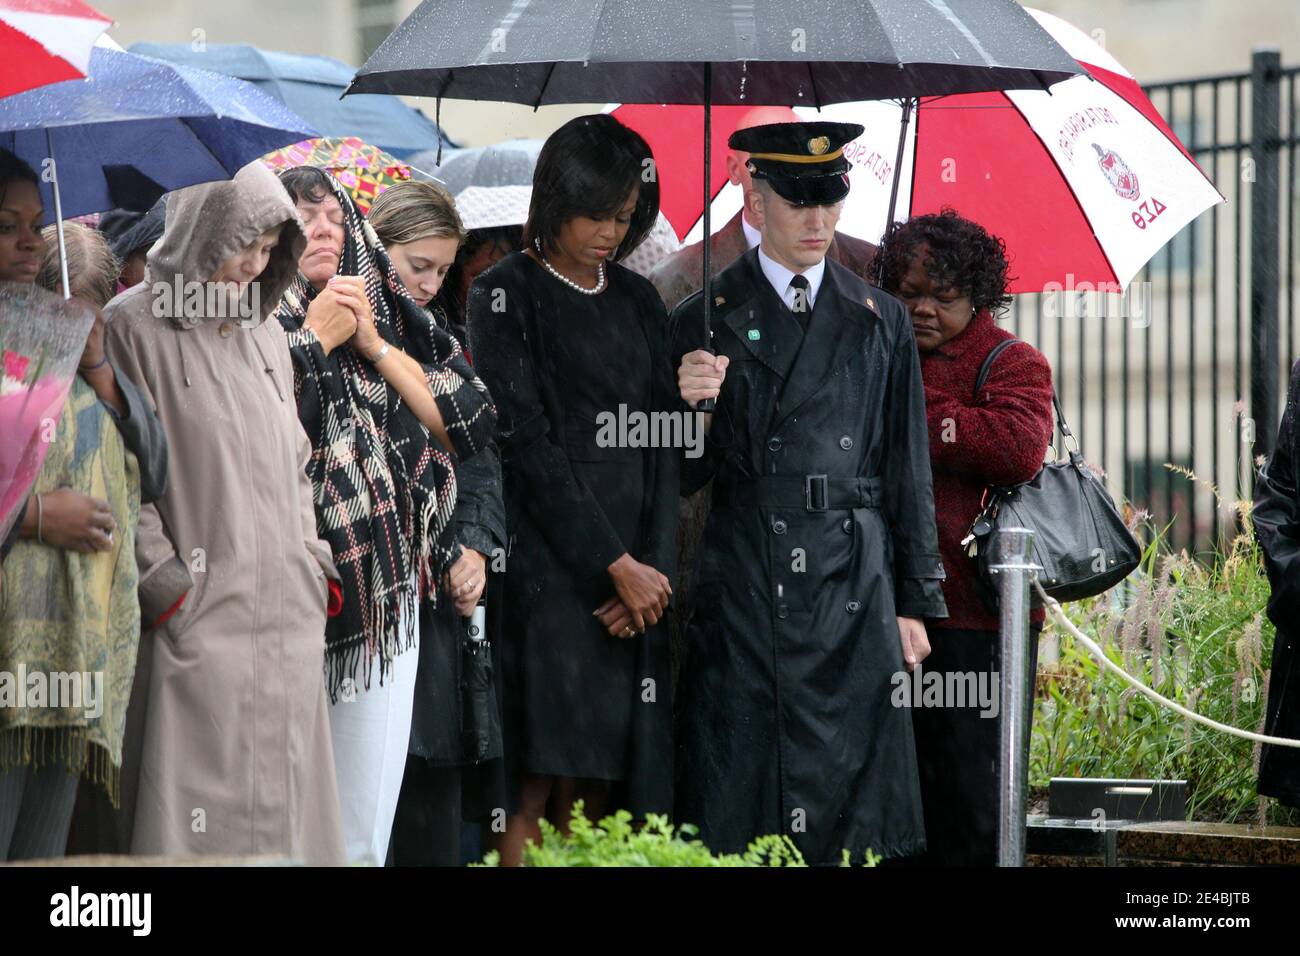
[275,168,496,866]
[368,181,507,866]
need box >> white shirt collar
[741,214,761,250]
[756,243,825,312]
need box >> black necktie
[788,274,811,330]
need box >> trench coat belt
[712,475,883,512]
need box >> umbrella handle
[45,129,71,301]
[877,98,916,286]
[696,323,717,413]
[697,62,715,415]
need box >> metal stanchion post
[988,527,1039,867]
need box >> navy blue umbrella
[0,42,317,296]
[0,43,318,226]
[129,42,453,158]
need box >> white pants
[327,595,419,866]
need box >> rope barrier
[1033,578,1300,749]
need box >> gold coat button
[219,321,235,338]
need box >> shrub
[1031,472,1300,826]
[475,803,881,867]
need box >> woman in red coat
[873,209,1055,865]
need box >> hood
[145,161,305,328]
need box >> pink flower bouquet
[0,283,95,545]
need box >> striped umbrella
[615,8,1224,294]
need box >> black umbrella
[348,0,1082,406]
[461,603,496,763]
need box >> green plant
[1031,473,1300,826]
[474,802,878,867]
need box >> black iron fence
[1003,49,1299,557]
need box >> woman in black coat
[467,114,679,866]
[364,181,510,867]
[1254,358,1300,808]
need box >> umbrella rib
[532,62,558,111]
[905,97,920,229]
[806,60,821,110]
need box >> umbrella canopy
[262,135,411,214]
[609,102,753,241]
[614,8,1225,293]
[408,139,543,193]
[449,177,679,283]
[347,0,1083,104]
[349,0,1084,410]
[0,0,110,99]
[899,8,1225,291]
[453,185,531,231]
[0,43,318,220]
[129,41,453,158]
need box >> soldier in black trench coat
[670,122,948,865]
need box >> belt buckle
[804,474,828,512]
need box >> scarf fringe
[322,582,420,704]
[0,726,121,807]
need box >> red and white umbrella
[613,8,1224,294]
[0,0,112,99]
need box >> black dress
[466,252,679,816]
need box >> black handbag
[962,339,1141,606]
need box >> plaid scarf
[274,175,494,699]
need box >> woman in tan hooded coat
[103,161,345,865]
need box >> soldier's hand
[678,350,729,408]
[897,616,931,672]
[605,553,671,632]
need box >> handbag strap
[972,335,1077,454]
[972,338,1020,399]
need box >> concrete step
[1028,815,1300,866]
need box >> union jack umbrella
[0,0,112,99]
[614,8,1224,294]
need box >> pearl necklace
[534,239,606,295]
